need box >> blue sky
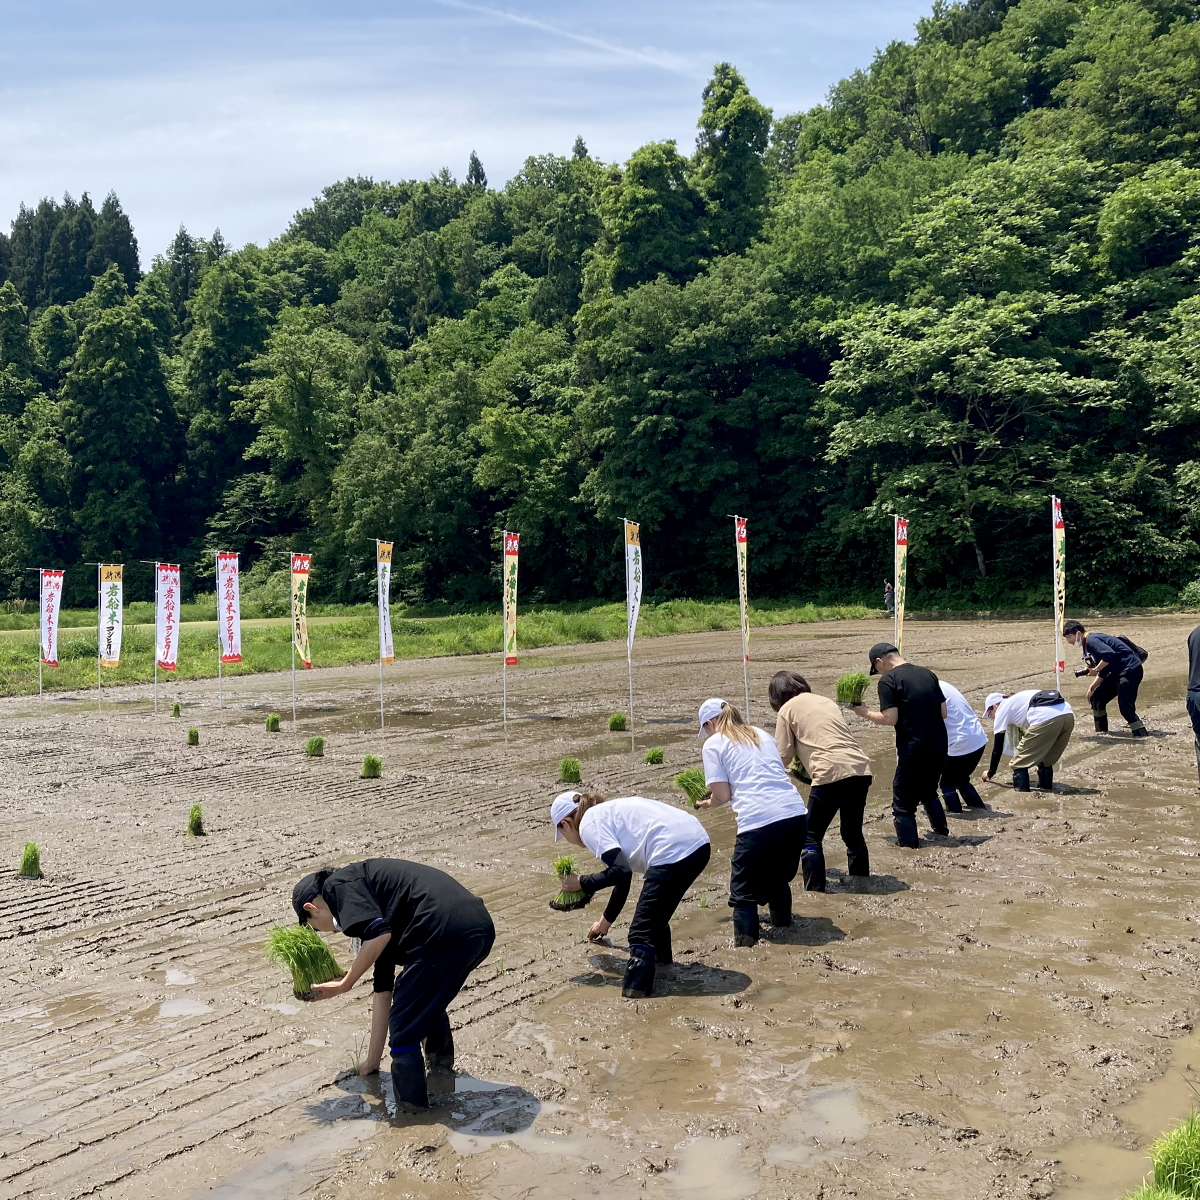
[0,1,933,261]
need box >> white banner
[216,552,242,663]
[734,517,749,665]
[1052,496,1066,681]
[99,565,123,668]
[155,563,181,670]
[624,521,642,653]
[377,541,394,665]
[40,569,64,667]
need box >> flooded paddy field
[1,615,1199,1200]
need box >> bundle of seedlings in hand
[187,727,200,746]
[361,754,382,779]
[186,803,205,837]
[548,855,589,911]
[644,746,664,765]
[171,701,182,718]
[836,672,870,706]
[788,757,812,785]
[559,756,582,784]
[265,925,343,999]
[608,712,627,732]
[19,841,41,879]
[674,767,708,807]
[305,736,325,757]
[265,713,281,733]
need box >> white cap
[551,791,581,840]
[696,697,725,736]
[984,692,1005,715]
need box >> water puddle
[165,969,196,986]
[157,998,212,1019]
[665,1137,758,1200]
[264,1002,301,1015]
[765,1085,870,1166]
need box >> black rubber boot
[1036,765,1054,792]
[390,1048,429,1113]
[941,787,963,814]
[801,844,827,892]
[423,1012,455,1075]
[1093,708,1109,733]
[1012,767,1031,792]
[960,782,986,809]
[768,887,792,928]
[732,903,760,947]
[621,944,656,999]
[1130,719,1149,738]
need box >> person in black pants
[1188,624,1200,785]
[295,858,495,1113]
[850,642,949,848]
[1063,620,1149,737]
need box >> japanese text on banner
[217,552,242,663]
[624,521,642,653]
[155,563,181,670]
[503,532,519,666]
[735,518,749,664]
[377,542,394,665]
[40,570,64,667]
[99,564,123,668]
[894,517,908,655]
[1052,497,1067,675]
[291,553,312,668]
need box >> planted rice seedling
[305,736,325,757]
[19,841,40,878]
[608,712,627,731]
[644,746,664,765]
[1152,1112,1200,1197]
[361,754,382,778]
[187,727,199,746]
[186,803,205,837]
[264,925,343,998]
[171,701,182,717]
[559,756,582,784]
[674,767,708,807]
[549,854,588,911]
[265,713,281,732]
[836,671,871,706]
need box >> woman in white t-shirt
[697,697,807,948]
[550,792,710,1000]
[938,680,989,813]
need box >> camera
[1073,666,1090,678]
[1074,652,1099,678]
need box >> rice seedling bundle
[19,841,40,878]
[187,803,205,837]
[265,925,343,998]
[171,701,182,717]
[1152,1112,1200,1197]
[644,746,664,765]
[361,754,382,779]
[607,712,627,732]
[187,727,199,746]
[836,672,870,706]
[305,736,325,757]
[548,854,589,911]
[265,713,281,732]
[559,756,581,784]
[674,767,708,807]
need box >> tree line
[1,0,1198,610]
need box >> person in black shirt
[1188,625,1200,785]
[1063,620,1148,737]
[292,859,494,1113]
[850,642,950,848]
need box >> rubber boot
[423,1012,455,1076]
[960,782,986,809]
[732,903,760,947]
[768,887,792,928]
[621,944,656,999]
[1012,767,1031,793]
[1093,708,1109,733]
[1036,765,1054,792]
[390,1047,429,1113]
[801,843,827,892]
[1130,719,1149,738]
[941,787,963,814]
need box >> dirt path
[1,616,1198,1200]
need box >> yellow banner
[291,553,312,668]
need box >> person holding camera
[1063,620,1149,737]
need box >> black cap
[292,872,322,924]
[868,642,899,675]
[1062,620,1085,636]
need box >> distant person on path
[1063,620,1149,737]
[884,580,895,614]
[939,680,989,812]
[552,792,710,998]
[769,670,872,893]
[981,690,1075,792]
[294,859,495,1112]
[1188,625,1200,785]
[850,643,950,848]
[696,697,808,946]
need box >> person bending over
[769,670,872,893]
[1063,620,1148,737]
[981,690,1075,792]
[697,697,808,946]
[294,858,494,1112]
[552,792,710,999]
[939,680,989,812]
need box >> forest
[1,0,1198,610]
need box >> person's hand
[357,1055,381,1076]
[587,918,611,941]
[981,771,991,783]
[851,704,866,715]
[695,794,715,808]
[559,873,582,893]
[307,975,350,1000]
[1086,681,1098,699]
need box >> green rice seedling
[18,841,40,878]
[788,757,812,785]
[549,854,588,911]
[836,671,871,706]
[1124,1187,1184,1200]
[644,746,664,765]
[559,756,582,784]
[265,713,281,732]
[305,736,325,757]
[674,767,708,807]
[608,712,627,731]
[171,701,182,717]
[361,754,382,779]
[264,924,343,998]
[1153,1112,1200,1197]
[699,895,708,908]
[186,803,205,837]
[187,727,199,746]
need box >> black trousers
[628,843,710,965]
[1188,691,1200,782]
[803,776,870,891]
[892,748,949,847]
[1091,666,1143,725]
[729,815,806,907]
[939,745,986,810]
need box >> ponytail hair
[559,792,609,840]
[711,702,760,747]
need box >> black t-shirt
[876,663,949,757]
[319,858,492,992]
[1189,626,1200,692]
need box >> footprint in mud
[825,872,909,895]
[573,953,751,997]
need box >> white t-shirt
[940,681,988,757]
[578,796,709,875]
[701,727,807,833]
[993,690,1073,734]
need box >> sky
[0,1,933,262]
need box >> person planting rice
[551,791,710,999]
[981,690,1074,792]
[769,671,872,894]
[849,643,949,848]
[696,697,808,946]
[1063,619,1149,737]
[291,858,494,1113]
[939,680,988,812]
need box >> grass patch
[608,712,627,731]
[836,671,871,705]
[171,701,181,717]
[1152,1112,1200,1197]
[265,713,281,732]
[186,803,205,837]
[361,754,382,779]
[305,736,325,757]
[559,756,582,784]
[187,727,199,746]
[264,925,343,998]
[644,746,664,765]
[674,767,708,807]
[549,854,588,911]
[19,841,40,878]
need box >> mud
[2,615,1200,1200]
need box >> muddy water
[1,615,1199,1200]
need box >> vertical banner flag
[291,553,312,669]
[894,517,908,654]
[734,518,750,665]
[99,564,123,668]
[503,532,519,666]
[624,521,642,652]
[217,552,242,663]
[377,541,394,666]
[1052,496,1066,680]
[155,563,181,670]
[40,569,64,667]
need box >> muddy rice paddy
[2,615,1200,1200]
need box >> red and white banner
[291,552,312,669]
[502,532,519,667]
[734,517,749,665]
[217,552,242,664]
[1052,496,1066,679]
[377,541,394,666]
[894,516,908,654]
[39,569,64,667]
[155,563,181,670]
